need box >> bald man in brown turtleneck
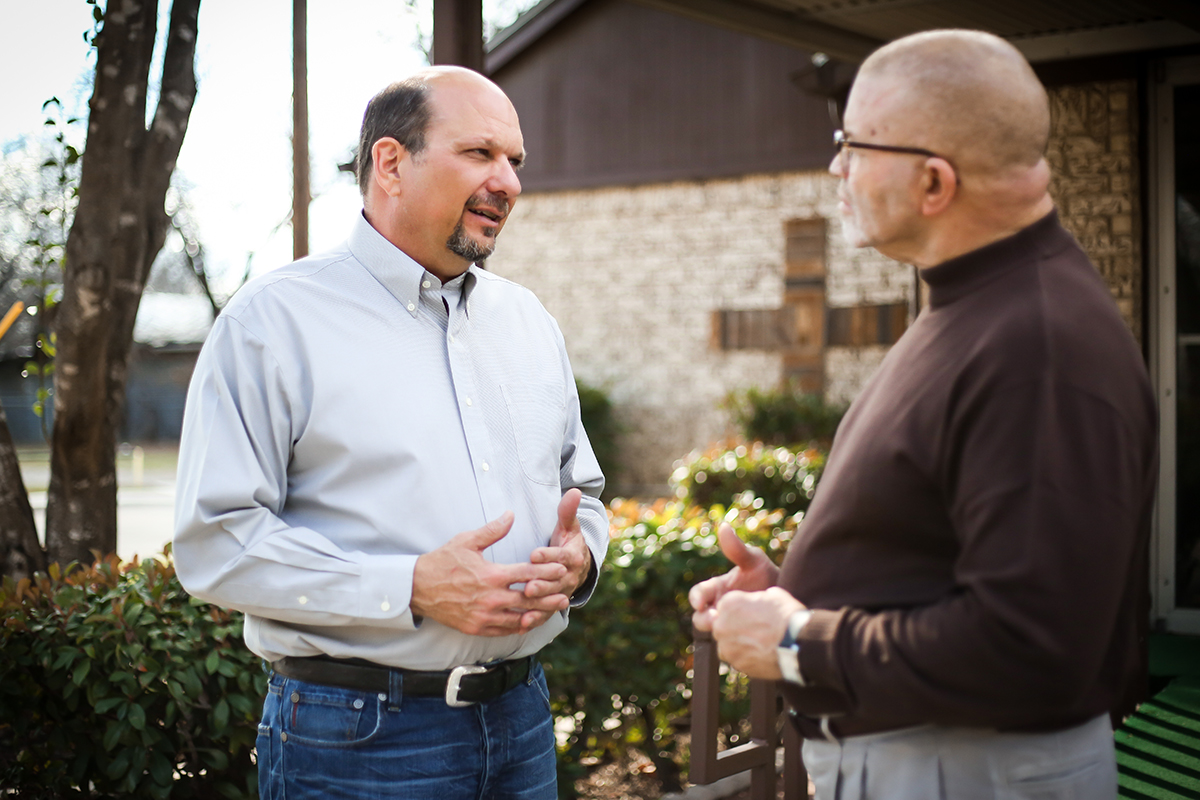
[689,29,1156,800]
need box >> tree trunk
[0,399,44,580]
[45,0,201,567]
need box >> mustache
[465,192,510,217]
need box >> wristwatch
[777,609,813,686]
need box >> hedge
[722,384,845,447]
[671,441,826,517]
[576,378,621,497]
[543,497,803,796]
[0,494,813,798]
[0,552,264,798]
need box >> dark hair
[355,77,433,196]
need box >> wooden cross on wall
[711,218,908,394]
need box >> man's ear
[371,137,407,198]
[920,158,958,217]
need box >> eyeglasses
[833,129,959,181]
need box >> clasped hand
[411,489,592,636]
[688,523,805,680]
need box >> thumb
[460,511,515,551]
[557,488,582,533]
[718,523,756,568]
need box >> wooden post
[690,628,808,799]
[292,0,310,259]
[433,0,484,71]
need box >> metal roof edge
[485,0,593,75]
[1014,19,1200,63]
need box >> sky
[0,0,534,300]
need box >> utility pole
[432,0,484,70]
[292,0,310,259]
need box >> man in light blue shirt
[174,66,607,799]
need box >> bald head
[855,30,1049,174]
[356,67,516,196]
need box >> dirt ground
[574,751,813,800]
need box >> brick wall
[1047,80,1142,337]
[489,79,1141,494]
[488,171,911,493]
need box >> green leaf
[71,658,91,686]
[52,646,77,670]
[106,749,131,779]
[181,666,203,697]
[149,752,174,786]
[213,697,230,730]
[203,748,229,771]
[127,701,146,730]
[124,603,144,627]
[205,649,220,675]
[111,670,137,691]
[228,693,253,718]
[103,719,123,752]
[94,696,124,714]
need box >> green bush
[0,460,805,799]
[670,441,826,517]
[0,552,265,799]
[543,497,802,797]
[576,378,621,496]
[723,383,845,447]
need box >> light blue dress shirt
[174,213,607,670]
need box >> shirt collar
[919,209,1069,308]
[348,212,479,318]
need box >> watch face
[777,645,803,685]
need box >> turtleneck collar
[919,209,1070,308]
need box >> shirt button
[297,596,308,605]
[281,732,288,742]
[422,280,431,288]
[448,334,455,343]
[407,303,415,312]
[381,600,391,611]
[481,462,490,471]
[465,397,473,407]
[353,699,364,710]
[378,693,387,702]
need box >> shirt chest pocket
[501,382,566,487]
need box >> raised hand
[688,523,780,632]
[709,586,805,679]
[412,511,571,636]
[526,489,592,622]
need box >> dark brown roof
[487,0,1200,67]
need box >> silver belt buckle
[445,664,488,707]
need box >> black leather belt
[271,655,533,707]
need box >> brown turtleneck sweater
[777,211,1157,738]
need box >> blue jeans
[256,661,557,800]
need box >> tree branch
[142,0,201,281]
[0,399,45,579]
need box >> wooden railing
[689,629,807,799]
